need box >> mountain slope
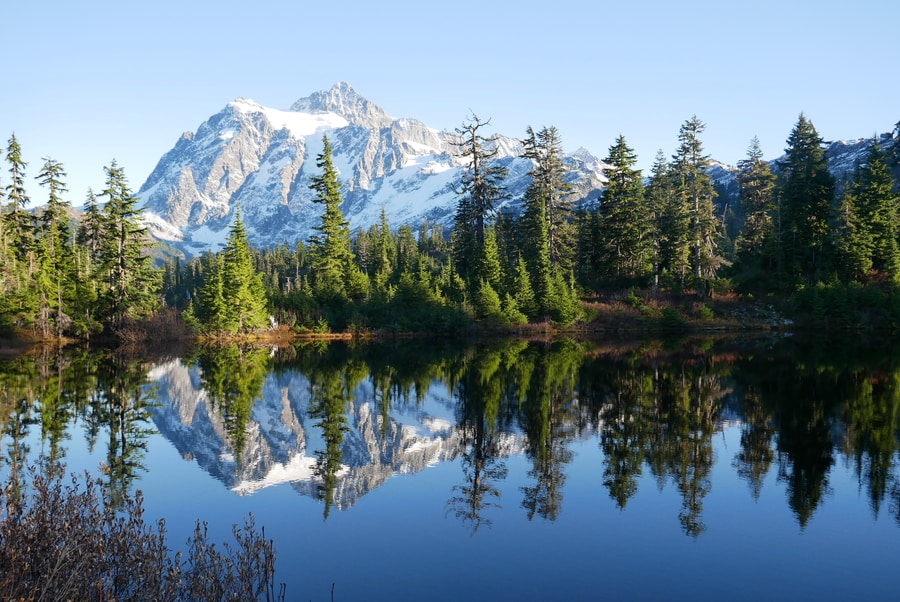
[137,82,899,257]
[138,82,607,256]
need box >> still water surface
[2,335,900,600]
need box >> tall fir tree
[96,160,159,328]
[597,135,649,284]
[73,188,103,333]
[222,209,269,331]
[308,135,368,304]
[778,114,835,286]
[77,188,104,261]
[522,126,575,273]
[520,180,554,319]
[188,212,269,334]
[645,150,687,290]
[834,140,900,282]
[452,114,508,285]
[834,181,871,282]
[4,134,33,262]
[735,137,777,269]
[35,157,76,336]
[671,116,722,291]
[519,125,581,320]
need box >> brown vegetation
[0,463,283,602]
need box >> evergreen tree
[520,182,554,319]
[835,140,900,282]
[189,252,228,331]
[510,257,537,319]
[476,226,503,292]
[779,114,836,285]
[473,279,503,323]
[671,116,722,291]
[860,142,900,281]
[512,257,538,320]
[575,204,603,291]
[77,188,104,261]
[522,126,575,273]
[735,137,777,268]
[368,208,396,291]
[452,114,508,284]
[645,150,685,290]
[833,182,871,282]
[35,158,75,336]
[396,224,420,276]
[72,189,103,334]
[308,135,368,304]
[597,135,649,284]
[4,134,33,260]
[222,210,269,331]
[96,161,159,328]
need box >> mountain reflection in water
[3,335,900,599]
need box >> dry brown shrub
[0,463,283,601]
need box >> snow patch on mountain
[136,82,897,257]
[137,82,607,257]
[145,357,526,508]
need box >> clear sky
[2,0,897,207]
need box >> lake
[2,334,900,601]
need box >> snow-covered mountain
[146,358,526,510]
[137,82,898,256]
[138,82,608,256]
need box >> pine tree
[35,157,76,336]
[4,134,33,261]
[452,114,508,284]
[192,252,231,332]
[308,135,368,303]
[96,160,159,328]
[72,188,103,334]
[368,207,396,291]
[2,135,40,331]
[597,135,649,284]
[396,224,420,276]
[645,150,686,290]
[476,227,503,292]
[833,183,871,281]
[77,188,104,261]
[221,210,269,331]
[835,140,900,282]
[522,126,575,273]
[779,114,836,285]
[671,116,722,292]
[735,137,777,267]
[520,182,554,319]
[511,256,537,319]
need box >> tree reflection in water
[2,335,900,533]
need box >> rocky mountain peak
[289,82,392,129]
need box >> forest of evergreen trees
[1,113,899,340]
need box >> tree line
[2,113,899,338]
[0,136,157,338]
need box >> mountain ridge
[137,82,608,257]
[136,82,898,257]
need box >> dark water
[2,335,900,601]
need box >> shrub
[696,304,715,320]
[0,463,282,601]
[659,307,687,330]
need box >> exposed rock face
[146,359,525,510]
[137,82,899,257]
[137,82,608,256]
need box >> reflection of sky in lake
[4,341,900,601]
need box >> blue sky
[3,0,897,207]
